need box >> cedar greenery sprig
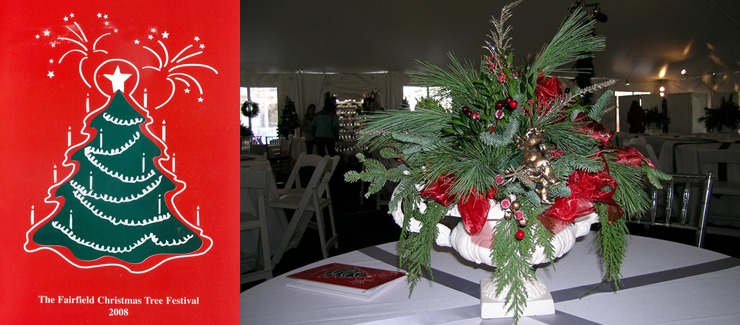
[399,196,448,294]
[595,204,629,288]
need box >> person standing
[627,100,646,133]
[313,93,339,156]
[301,104,317,154]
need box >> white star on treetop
[162,31,169,38]
[43,30,50,36]
[134,39,140,44]
[185,88,190,94]
[200,44,205,49]
[198,97,204,102]
[47,71,55,78]
[194,36,200,42]
[104,66,132,93]
[97,13,102,18]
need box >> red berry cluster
[461,106,480,121]
[495,97,518,110]
[502,198,527,240]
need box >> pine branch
[531,7,605,76]
[541,122,599,156]
[643,164,672,189]
[587,89,615,122]
[604,156,651,218]
[358,109,449,153]
[412,56,483,109]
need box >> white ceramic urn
[390,190,599,318]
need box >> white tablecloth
[240,233,740,324]
[658,139,740,177]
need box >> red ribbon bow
[539,167,623,233]
[615,146,656,168]
[575,113,614,148]
[420,173,457,207]
[420,174,489,235]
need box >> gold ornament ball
[518,218,528,227]
[511,201,521,211]
[504,211,512,220]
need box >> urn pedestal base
[480,277,555,318]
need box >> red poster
[0,1,240,323]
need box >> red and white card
[287,263,407,300]
[1,0,239,323]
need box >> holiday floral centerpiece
[345,1,669,322]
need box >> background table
[656,139,740,226]
[241,233,740,324]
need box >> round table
[240,233,740,324]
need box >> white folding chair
[268,155,329,266]
[240,166,273,284]
[629,173,714,247]
[308,155,341,257]
[278,152,309,196]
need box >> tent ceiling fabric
[242,0,740,86]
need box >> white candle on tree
[67,126,72,147]
[53,164,57,183]
[197,206,201,226]
[144,88,148,108]
[31,205,35,225]
[162,120,166,142]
